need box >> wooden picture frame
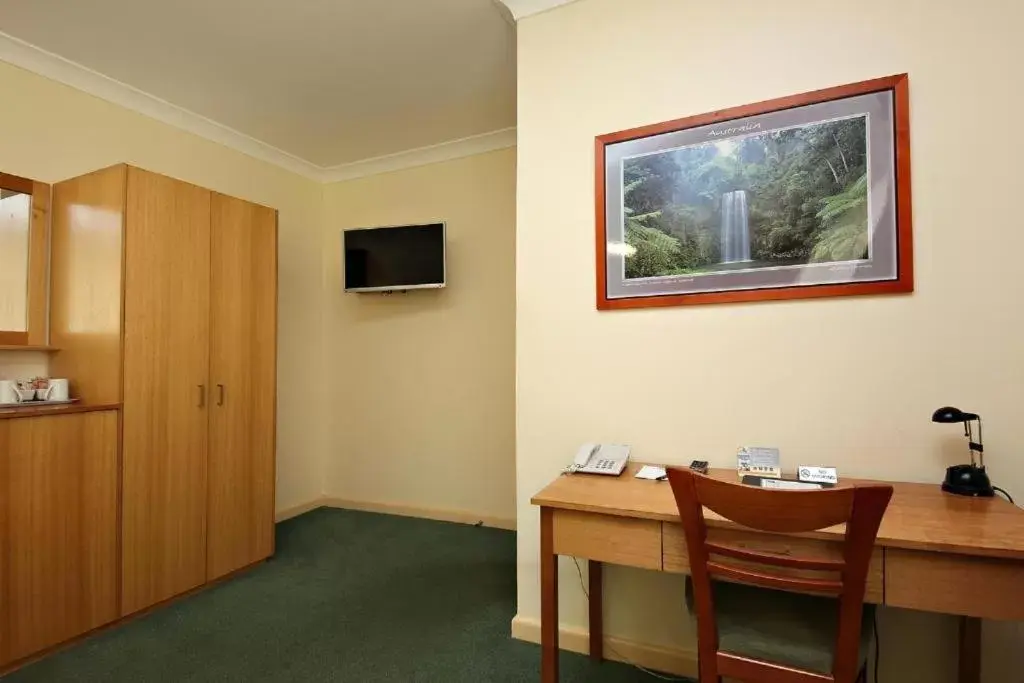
[595,74,912,310]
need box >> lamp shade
[932,406,980,423]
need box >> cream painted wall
[514,0,1024,681]
[322,148,516,524]
[0,59,325,512]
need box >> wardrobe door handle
[198,384,206,408]
[217,384,225,406]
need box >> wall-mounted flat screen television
[343,222,446,292]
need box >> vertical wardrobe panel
[0,411,119,666]
[121,168,211,616]
[207,193,277,580]
[50,165,126,404]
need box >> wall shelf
[0,345,59,352]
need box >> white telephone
[570,443,631,476]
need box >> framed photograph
[595,74,912,310]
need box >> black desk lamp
[932,406,994,497]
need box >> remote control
[690,460,709,474]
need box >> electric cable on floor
[873,608,880,682]
[575,555,884,683]
[571,557,688,681]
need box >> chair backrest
[666,468,893,683]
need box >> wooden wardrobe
[50,164,277,618]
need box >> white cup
[45,379,70,402]
[0,380,18,405]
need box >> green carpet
[3,508,679,682]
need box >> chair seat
[686,578,874,676]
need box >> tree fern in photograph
[624,210,682,278]
[811,173,869,263]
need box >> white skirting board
[510,614,698,678]
[274,496,517,530]
[274,499,327,523]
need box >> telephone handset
[570,443,631,476]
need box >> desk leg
[589,560,603,661]
[541,507,559,683]
[958,616,981,683]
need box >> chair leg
[695,653,721,683]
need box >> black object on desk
[932,406,994,498]
[741,475,834,490]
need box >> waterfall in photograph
[720,190,751,263]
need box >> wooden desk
[532,464,1024,683]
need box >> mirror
[0,172,49,346]
[0,187,31,333]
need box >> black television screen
[343,223,446,291]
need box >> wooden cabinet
[0,411,119,666]
[50,165,278,620]
[121,168,213,615]
[0,166,276,670]
[206,192,277,580]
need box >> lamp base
[942,464,995,497]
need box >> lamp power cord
[873,608,880,683]
[573,556,885,683]
[571,557,687,681]
[993,486,1015,504]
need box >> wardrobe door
[121,168,211,615]
[207,193,277,580]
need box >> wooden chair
[666,469,893,683]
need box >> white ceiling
[500,0,579,19]
[0,0,518,174]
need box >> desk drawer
[663,523,884,604]
[886,548,1024,620]
[552,510,661,570]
